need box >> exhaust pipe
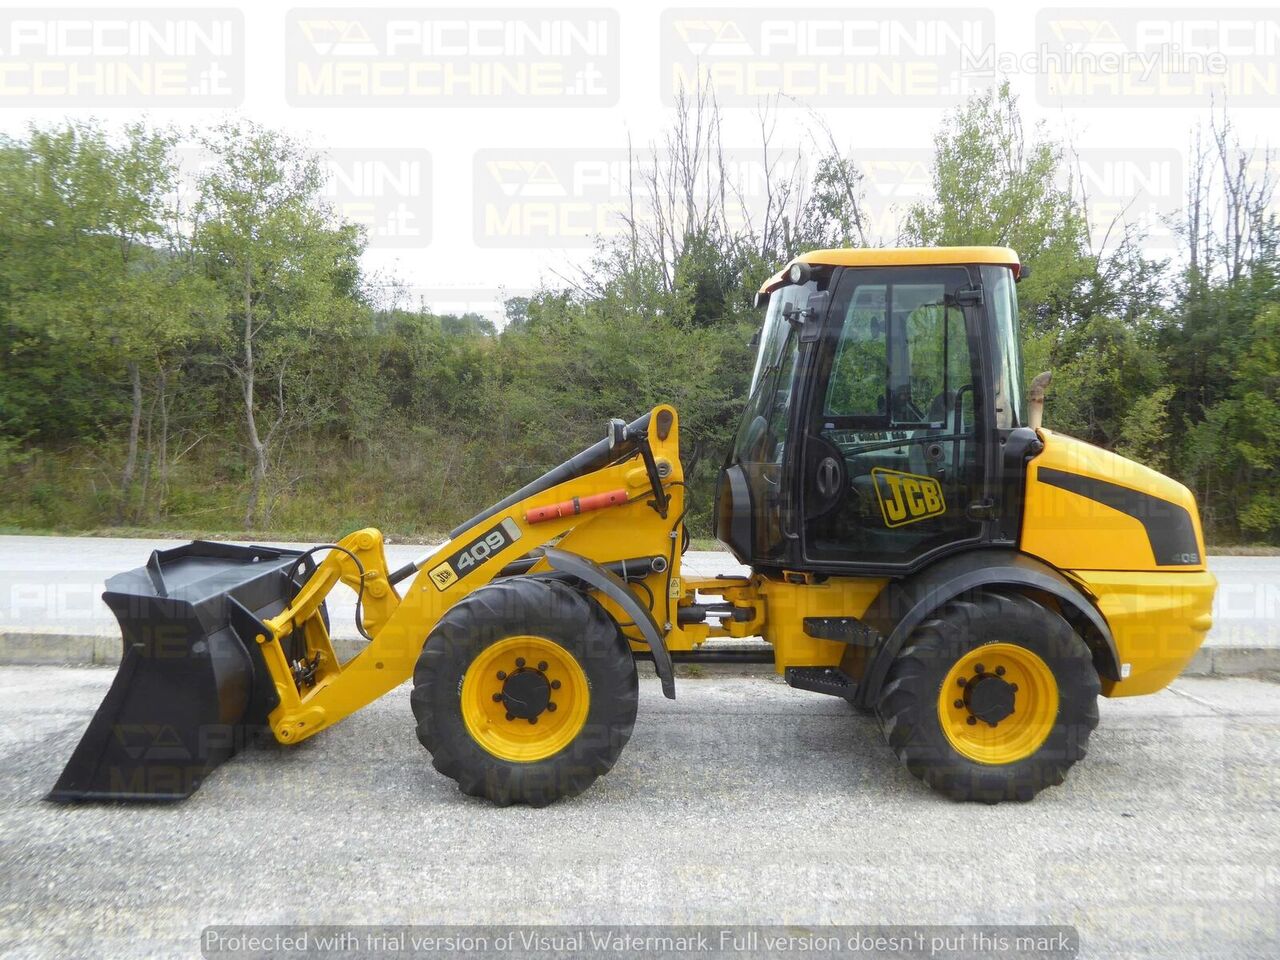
[1028,370,1052,431]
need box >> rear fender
[854,549,1118,709]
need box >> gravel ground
[0,667,1276,959]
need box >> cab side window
[825,286,888,418]
[901,296,972,427]
[823,283,970,427]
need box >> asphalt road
[1,667,1277,958]
[0,535,1276,650]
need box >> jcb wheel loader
[50,247,1217,806]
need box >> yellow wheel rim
[461,635,590,763]
[937,642,1059,765]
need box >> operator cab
[717,247,1033,575]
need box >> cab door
[799,266,990,570]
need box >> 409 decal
[427,517,522,590]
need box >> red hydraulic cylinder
[525,488,629,524]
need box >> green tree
[0,121,209,517]
[1188,304,1280,538]
[194,120,365,526]
[901,82,1093,334]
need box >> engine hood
[1020,430,1207,572]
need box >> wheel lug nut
[966,716,977,726]
[492,693,503,702]
[551,680,561,690]
[505,712,514,721]
[974,663,984,674]
[1010,684,1018,692]
[547,702,557,712]
[515,658,526,668]
[496,670,507,680]
[989,721,998,728]
[953,699,964,709]
[537,660,548,672]
[956,678,966,687]
[995,666,1006,676]
[528,717,538,725]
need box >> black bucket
[48,541,320,802]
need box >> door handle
[966,498,998,521]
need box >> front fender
[542,547,675,699]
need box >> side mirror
[748,328,761,348]
[798,291,830,342]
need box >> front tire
[411,577,638,806]
[876,591,1100,803]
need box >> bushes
[2,93,1280,544]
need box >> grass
[0,522,449,545]
[0,436,485,545]
[2,444,1276,555]
[687,536,723,551]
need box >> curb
[1181,645,1280,677]
[0,634,784,677]
[0,633,377,668]
[2,632,1278,680]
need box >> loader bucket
[48,541,320,802]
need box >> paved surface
[0,536,1276,671]
[0,535,741,641]
[0,668,1276,958]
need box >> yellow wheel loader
[50,247,1217,806]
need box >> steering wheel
[926,390,954,427]
[891,384,927,423]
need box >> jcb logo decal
[871,468,945,527]
[427,563,459,590]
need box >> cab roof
[757,246,1020,296]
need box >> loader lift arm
[241,406,684,747]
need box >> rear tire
[411,577,638,806]
[876,591,1100,803]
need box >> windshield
[748,281,814,396]
[735,282,813,466]
[982,265,1024,428]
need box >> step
[784,666,858,700]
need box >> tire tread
[411,577,637,806]
[876,590,1101,803]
